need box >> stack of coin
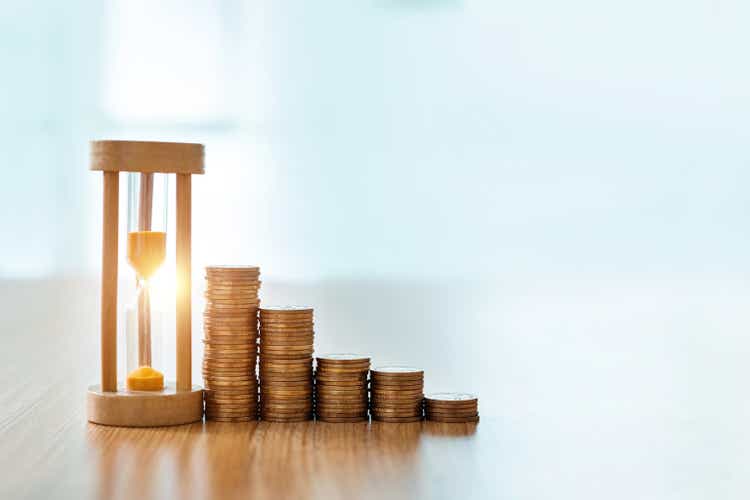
[370,366,424,422]
[202,266,261,422]
[314,354,370,422]
[424,393,479,423]
[258,306,314,422]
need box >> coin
[371,415,423,423]
[316,416,368,423]
[317,353,370,362]
[425,415,480,423]
[372,365,422,375]
[260,305,313,313]
[424,392,477,403]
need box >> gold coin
[316,366,368,373]
[203,352,257,359]
[260,316,313,323]
[206,416,257,422]
[205,274,260,281]
[259,408,312,415]
[425,411,479,420]
[204,344,257,350]
[205,391,257,399]
[259,399,313,408]
[260,366,312,374]
[315,406,369,414]
[260,408,313,416]
[204,291,260,299]
[206,264,260,271]
[370,369,424,381]
[315,384,368,392]
[260,333,315,340]
[260,346,314,353]
[425,403,478,412]
[315,404,368,412]
[259,316,313,323]
[205,305,260,313]
[371,385,423,392]
[205,386,257,393]
[203,325,257,332]
[371,365,423,375]
[260,340,314,348]
[206,406,257,412]
[260,305,312,313]
[315,372,367,380]
[258,372,312,380]
[261,393,311,399]
[315,388,368,395]
[424,392,478,403]
[260,352,313,360]
[260,416,312,423]
[426,415,480,423]
[316,416,368,423]
[371,415,423,423]
[206,397,257,404]
[203,314,255,322]
[209,401,258,406]
[316,353,369,362]
[203,338,255,345]
[202,360,256,367]
[315,412,368,419]
[315,362,369,369]
[259,323,314,330]
[371,409,422,417]
[203,372,255,382]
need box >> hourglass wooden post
[87,140,205,427]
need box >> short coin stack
[258,306,315,422]
[314,354,370,422]
[424,393,479,423]
[202,266,261,422]
[370,366,424,422]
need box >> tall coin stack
[314,354,370,423]
[258,306,314,422]
[370,366,424,423]
[202,266,261,422]
[424,393,479,423]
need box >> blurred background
[2,0,750,425]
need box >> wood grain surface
[0,280,495,500]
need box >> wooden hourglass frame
[87,140,204,427]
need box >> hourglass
[86,140,204,427]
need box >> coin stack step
[202,266,261,422]
[258,306,315,422]
[315,354,370,423]
[370,366,424,423]
[424,393,479,423]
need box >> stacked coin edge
[315,354,370,423]
[370,366,424,423]
[202,266,260,422]
[258,306,315,422]
[424,393,480,423]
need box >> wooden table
[5,279,743,499]
[0,280,495,499]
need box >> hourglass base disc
[87,384,203,427]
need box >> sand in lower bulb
[127,365,164,391]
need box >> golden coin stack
[202,266,261,422]
[314,354,370,423]
[370,366,424,422]
[258,306,314,422]
[424,393,479,423]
